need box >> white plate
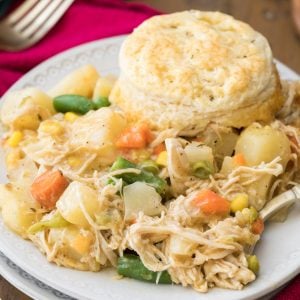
[0,251,285,300]
[0,35,300,300]
[0,251,74,300]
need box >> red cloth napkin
[0,0,159,95]
[0,0,299,299]
[273,275,300,300]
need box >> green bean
[28,212,69,234]
[93,96,111,109]
[110,157,167,194]
[192,160,213,179]
[117,254,172,284]
[53,95,94,114]
[111,157,136,170]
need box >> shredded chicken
[165,138,192,196]
[121,204,258,290]
[2,79,300,293]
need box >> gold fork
[0,0,74,51]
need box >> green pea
[192,160,213,179]
[247,255,260,274]
[53,95,94,114]
[241,206,259,224]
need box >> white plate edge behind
[0,251,75,300]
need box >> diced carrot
[30,170,69,209]
[153,143,166,155]
[251,218,264,235]
[135,123,153,143]
[116,123,152,149]
[192,189,230,215]
[116,130,145,148]
[233,153,246,166]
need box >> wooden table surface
[0,1,299,299]
[135,0,300,74]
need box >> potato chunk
[69,108,126,165]
[234,124,291,209]
[44,225,100,271]
[1,88,55,130]
[5,152,38,184]
[123,182,164,221]
[235,124,291,168]
[56,181,99,227]
[0,183,42,238]
[93,76,116,100]
[184,142,214,166]
[49,65,99,98]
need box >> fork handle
[260,187,299,221]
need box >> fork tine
[21,0,64,38]
[0,0,74,51]
[25,0,74,44]
[6,0,39,25]
[13,0,52,32]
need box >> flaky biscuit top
[119,10,275,112]
[111,10,283,132]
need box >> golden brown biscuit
[110,10,283,133]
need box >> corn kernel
[64,112,79,122]
[71,233,92,255]
[7,131,23,147]
[67,156,81,167]
[230,193,249,213]
[39,120,64,135]
[14,114,40,130]
[5,150,23,168]
[156,151,168,167]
